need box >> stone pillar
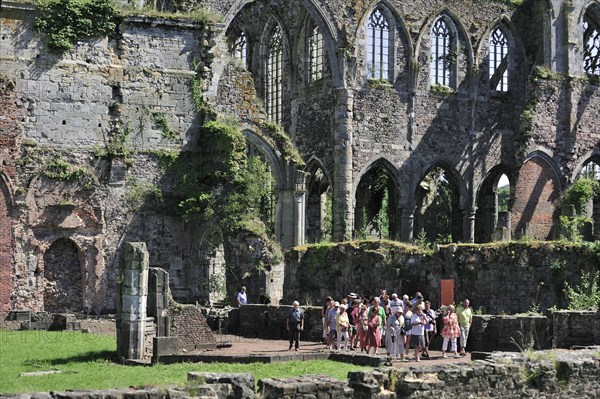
[294,191,305,246]
[277,191,296,249]
[333,88,354,242]
[464,211,476,243]
[148,267,169,338]
[401,207,415,242]
[117,242,149,361]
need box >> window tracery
[366,8,390,80]
[489,28,509,91]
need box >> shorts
[410,334,425,348]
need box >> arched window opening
[43,238,83,312]
[430,18,452,86]
[489,28,509,91]
[575,161,600,240]
[475,172,512,243]
[366,8,390,80]
[267,27,284,123]
[415,168,463,243]
[583,11,600,75]
[309,25,324,81]
[354,166,399,240]
[232,31,248,67]
[197,229,227,305]
[306,168,331,243]
[247,142,276,236]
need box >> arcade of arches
[0,0,600,313]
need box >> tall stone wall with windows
[1,0,600,313]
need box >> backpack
[403,316,412,332]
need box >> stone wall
[168,305,217,350]
[5,350,600,398]
[284,241,599,314]
[1,0,600,315]
[235,304,600,352]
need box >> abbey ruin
[0,0,599,315]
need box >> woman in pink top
[366,312,381,355]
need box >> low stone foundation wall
[234,305,600,351]
[5,349,599,399]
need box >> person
[357,303,369,352]
[403,302,413,355]
[386,307,405,359]
[336,304,350,351]
[326,301,339,349]
[286,301,304,351]
[456,298,473,356]
[322,296,333,345]
[440,305,461,358]
[422,300,436,358]
[236,286,247,307]
[349,298,361,350]
[366,310,381,355]
[388,293,402,314]
[410,305,426,362]
[368,297,386,347]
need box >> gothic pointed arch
[413,163,466,243]
[415,9,473,91]
[573,155,600,240]
[355,1,412,87]
[223,0,343,87]
[582,3,600,75]
[477,18,527,96]
[512,152,562,240]
[304,157,332,243]
[188,224,227,305]
[261,20,287,124]
[43,238,84,312]
[475,165,516,243]
[354,157,401,240]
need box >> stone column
[148,267,169,338]
[464,211,476,243]
[401,207,415,242]
[117,242,149,361]
[277,191,295,249]
[294,191,305,246]
[333,88,354,242]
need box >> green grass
[0,330,368,394]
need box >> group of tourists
[284,290,473,361]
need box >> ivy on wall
[35,0,117,52]
[159,118,275,237]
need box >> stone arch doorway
[196,228,227,305]
[305,160,331,243]
[475,168,514,243]
[43,238,84,312]
[354,161,400,240]
[414,166,464,243]
[0,177,13,314]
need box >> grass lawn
[0,330,369,394]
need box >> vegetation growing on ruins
[93,122,133,163]
[43,157,96,189]
[429,84,456,96]
[564,271,600,310]
[0,330,369,393]
[152,113,178,141]
[35,0,117,52]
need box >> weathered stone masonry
[0,0,600,314]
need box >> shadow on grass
[24,350,118,367]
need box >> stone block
[153,336,178,356]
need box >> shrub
[564,271,600,311]
[35,0,117,52]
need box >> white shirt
[236,291,247,307]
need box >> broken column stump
[117,242,149,361]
